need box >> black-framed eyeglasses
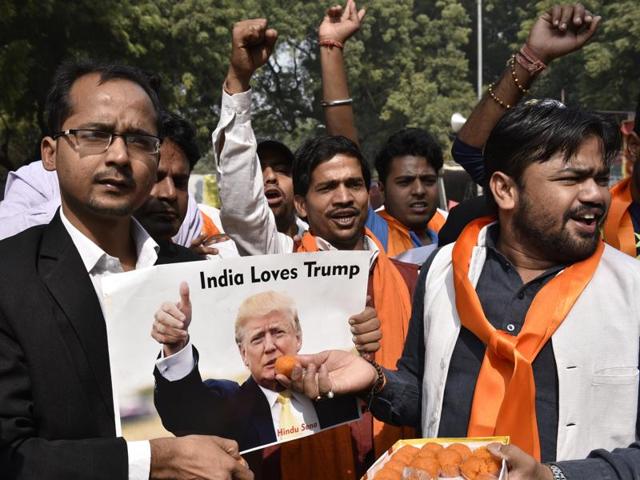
[53,129,162,156]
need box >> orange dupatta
[428,209,447,233]
[200,211,221,237]
[296,228,413,456]
[603,177,636,257]
[453,217,604,460]
[377,209,445,257]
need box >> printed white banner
[102,250,369,452]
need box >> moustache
[563,204,606,223]
[327,207,360,218]
[93,170,135,189]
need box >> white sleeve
[155,341,195,382]
[172,194,203,247]
[212,89,293,255]
[127,441,151,480]
[0,161,61,240]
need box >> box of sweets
[362,436,509,480]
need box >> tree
[379,0,476,159]
[0,0,137,172]
[460,0,531,89]
[459,0,639,112]
[578,0,640,110]
[248,0,477,162]
[2,0,637,185]
[0,0,240,176]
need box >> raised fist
[527,3,601,64]
[226,18,278,93]
[318,0,366,45]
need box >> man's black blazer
[154,353,361,452]
[0,211,200,480]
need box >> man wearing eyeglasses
[0,111,229,257]
[0,61,253,480]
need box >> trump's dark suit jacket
[154,350,361,453]
[0,212,200,480]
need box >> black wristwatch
[547,464,567,480]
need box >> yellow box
[362,436,509,480]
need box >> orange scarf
[200,211,221,237]
[603,177,636,257]
[453,217,604,460]
[377,209,445,257]
[295,228,413,458]
[428,209,447,232]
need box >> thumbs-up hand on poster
[151,281,192,356]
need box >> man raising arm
[285,101,640,480]
[439,3,601,244]
[317,1,447,258]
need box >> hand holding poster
[102,250,370,453]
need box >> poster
[102,250,370,453]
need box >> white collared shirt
[258,385,320,441]
[60,208,158,480]
[212,88,379,269]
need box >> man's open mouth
[409,201,428,212]
[329,209,359,227]
[264,187,284,206]
[568,208,604,234]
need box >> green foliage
[377,0,476,160]
[513,0,639,111]
[1,0,638,182]
[0,0,138,171]
[0,0,239,173]
[248,0,477,162]
[579,0,640,110]
[457,0,638,115]
[460,0,530,87]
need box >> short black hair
[159,111,200,170]
[484,100,621,209]
[292,135,371,197]
[45,60,161,135]
[375,128,444,184]
[257,139,295,173]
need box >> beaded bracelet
[365,359,386,410]
[509,55,530,94]
[487,83,511,109]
